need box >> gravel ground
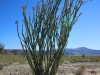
[0,62,100,75]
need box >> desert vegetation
[0,0,94,75]
[0,55,26,64]
[0,55,100,64]
[15,0,91,75]
[0,43,4,54]
[0,55,100,75]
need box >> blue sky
[0,0,100,50]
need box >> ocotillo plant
[15,0,91,75]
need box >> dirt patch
[0,62,100,75]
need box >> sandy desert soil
[0,62,100,75]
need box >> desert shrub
[75,66,85,75]
[70,56,82,62]
[60,56,68,64]
[87,56,100,62]
[18,57,27,64]
[0,43,4,54]
[60,56,100,63]
[85,59,90,62]
[96,60,99,62]
[91,60,94,62]
[0,64,3,70]
[79,60,83,62]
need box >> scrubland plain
[0,55,100,75]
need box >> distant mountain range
[63,47,100,56]
[1,49,24,55]
[1,47,100,56]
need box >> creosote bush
[75,66,85,75]
[82,54,85,63]
[0,43,4,54]
[0,64,3,70]
[15,0,92,75]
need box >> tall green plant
[82,54,85,63]
[0,43,4,54]
[15,0,91,75]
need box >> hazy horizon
[4,47,100,51]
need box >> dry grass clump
[75,66,85,75]
[0,55,27,70]
[0,61,12,70]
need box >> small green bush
[0,64,4,70]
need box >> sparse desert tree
[82,54,85,63]
[16,0,91,75]
[0,43,4,54]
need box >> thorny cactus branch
[15,0,92,75]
